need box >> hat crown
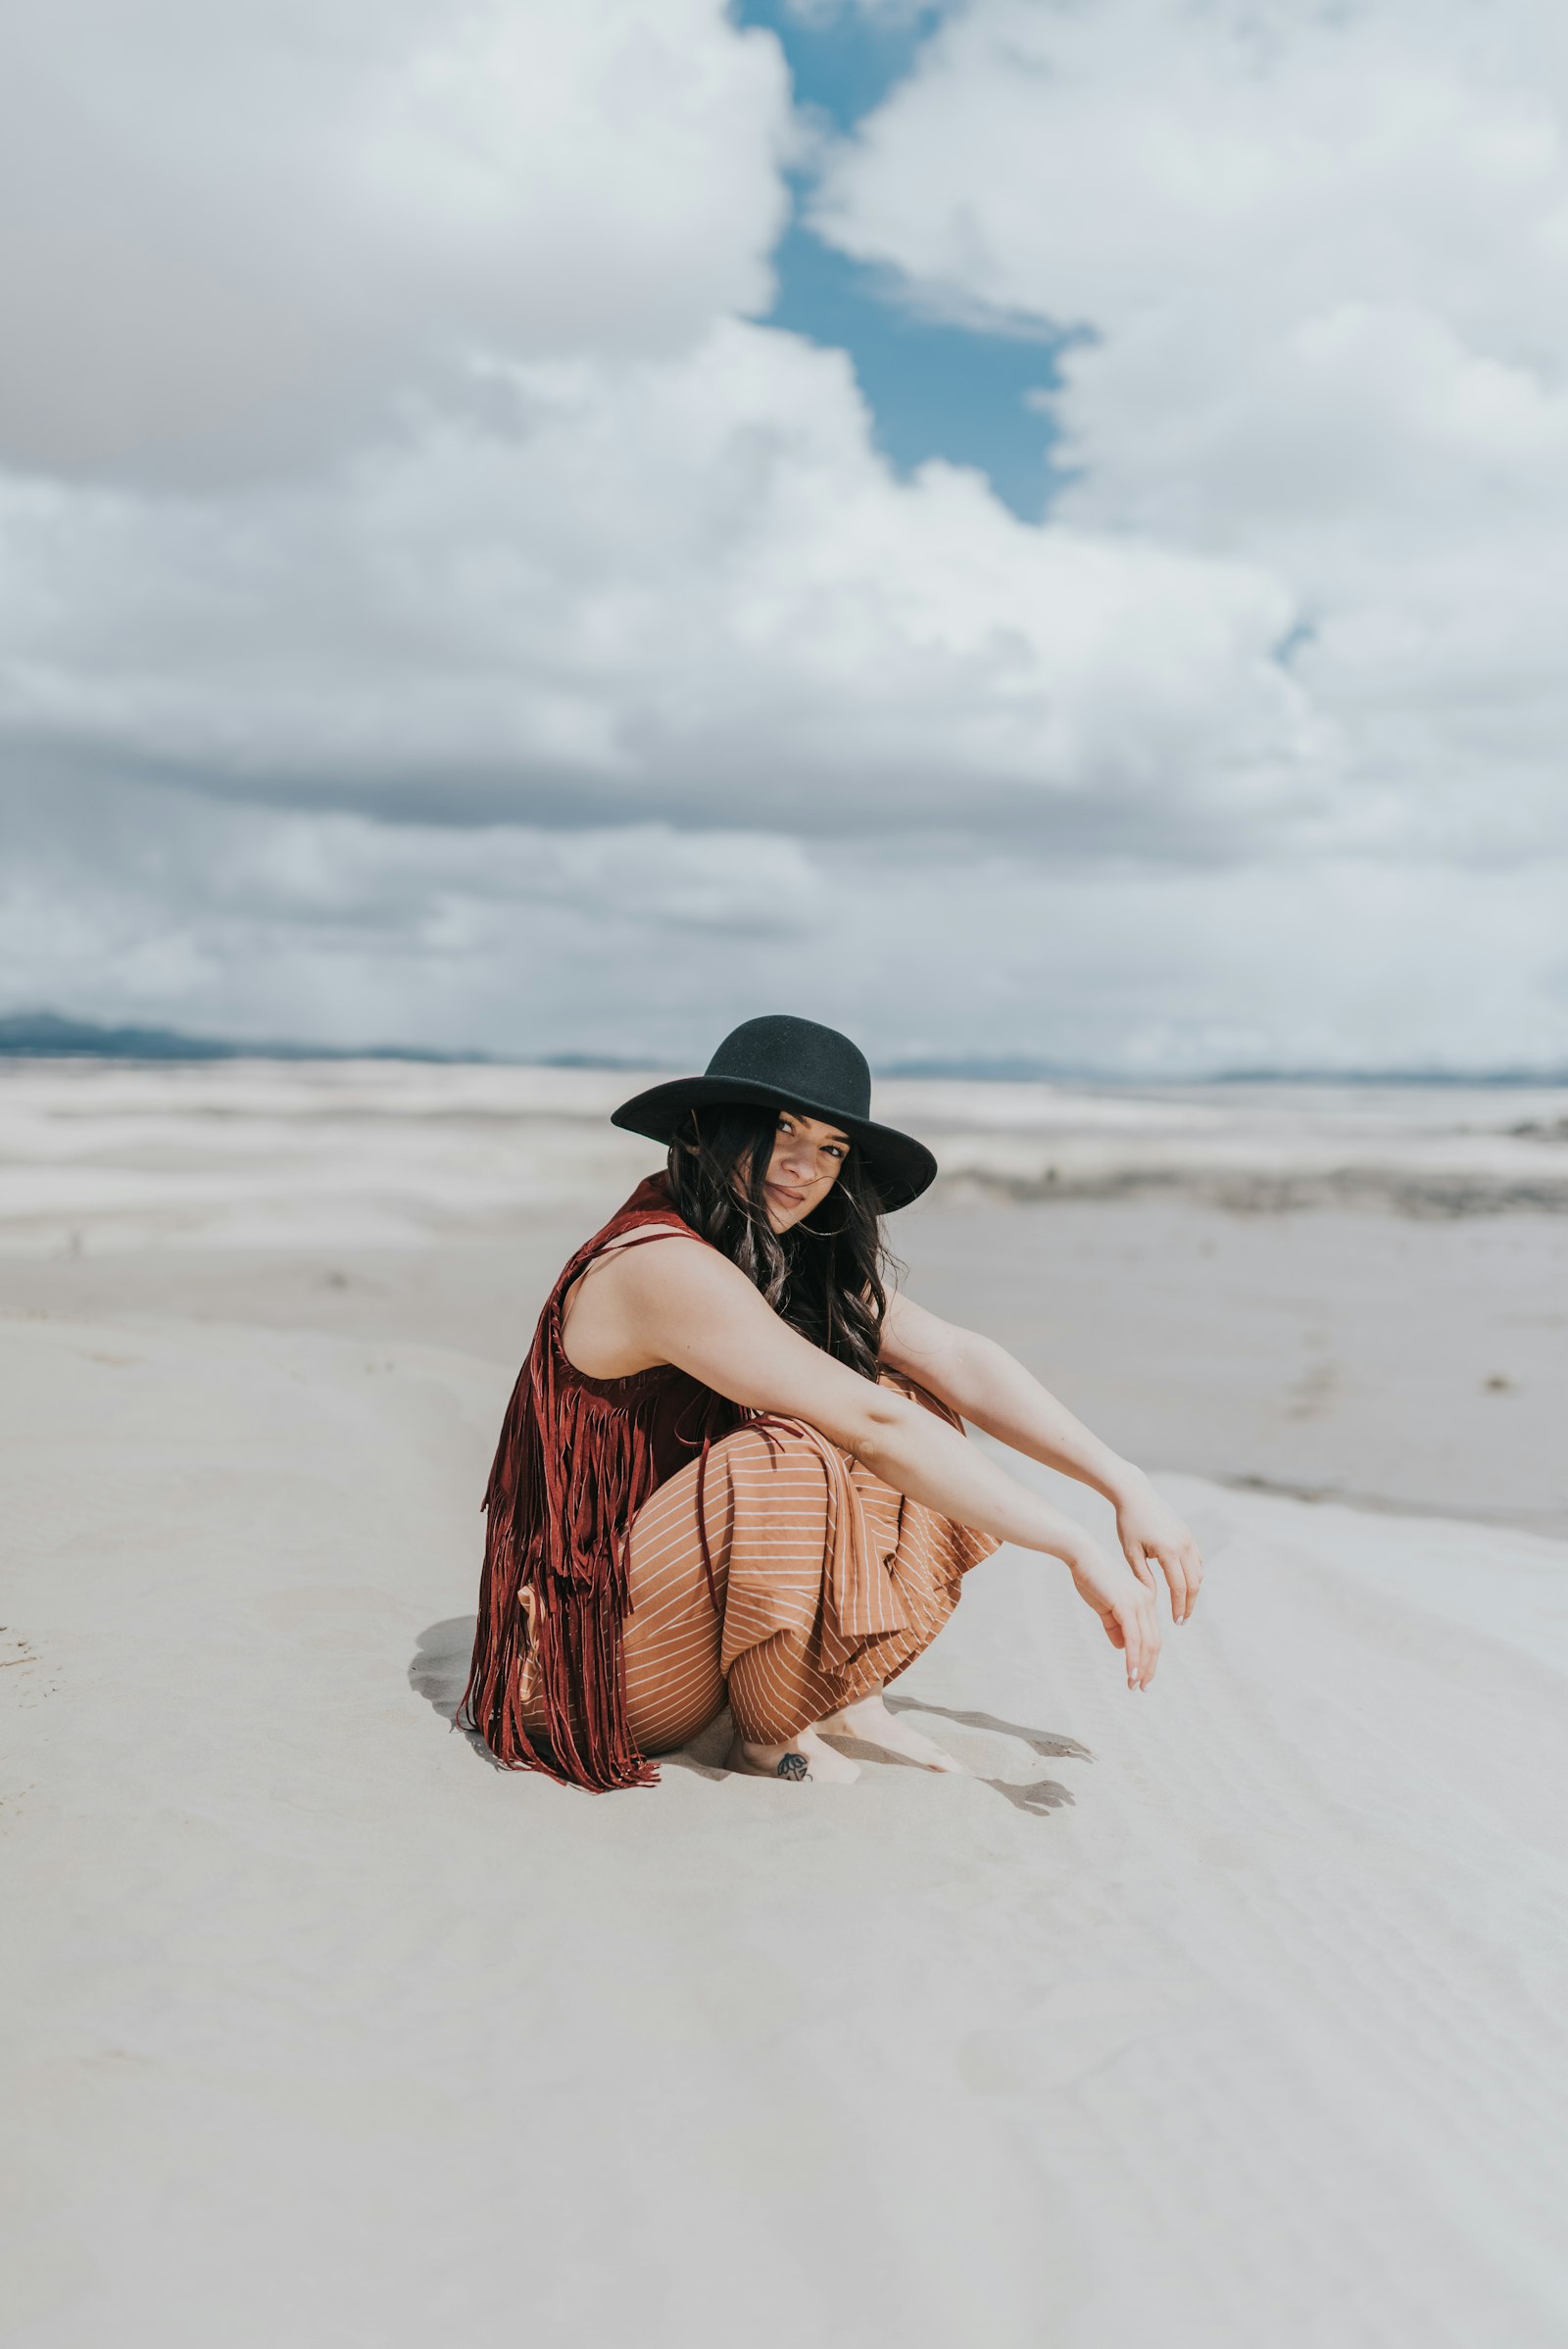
[705,1016,871,1122]
[608,1012,935,1208]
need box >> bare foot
[727,1724,860,1783]
[813,1692,965,1774]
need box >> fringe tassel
[457,1185,727,1794]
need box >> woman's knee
[715,1414,845,1485]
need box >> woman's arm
[881,1292,1203,1626]
[610,1237,1164,1688]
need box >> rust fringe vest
[459,1173,743,1791]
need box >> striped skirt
[617,1378,1001,1752]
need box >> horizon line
[2,1009,1565,1089]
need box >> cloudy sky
[3,0,1566,1071]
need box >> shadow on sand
[889,1694,1093,1763]
[409,1614,505,1771]
[409,1614,732,1782]
[410,1615,474,1725]
[888,1694,1090,1813]
[411,1618,1084,1809]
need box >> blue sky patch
[735,2,1069,521]
[765,220,1070,520]
[734,1,947,132]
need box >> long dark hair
[665,1101,892,1381]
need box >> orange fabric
[531,1379,1001,1751]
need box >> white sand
[4,1065,1568,2344]
[4,1059,1567,1257]
[7,1059,1566,1535]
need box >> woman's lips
[766,1181,807,1207]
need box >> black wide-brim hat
[611,1014,937,1211]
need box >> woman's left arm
[881,1293,1203,1625]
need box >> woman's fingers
[1146,1542,1188,1620]
[1115,1588,1160,1688]
[1122,1535,1159,1590]
[1119,1602,1141,1687]
[1070,1539,1163,1685]
[1183,1541,1204,1614]
[1147,1537,1205,1623]
[1163,1541,1202,1624]
[1115,1490,1205,1623]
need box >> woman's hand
[1064,1534,1163,1688]
[1113,1474,1203,1626]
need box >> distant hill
[0,1010,489,1064]
[883,1053,1092,1082]
[885,1052,1568,1088]
[2,1011,1559,1085]
[0,1009,665,1069]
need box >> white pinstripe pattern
[617,1379,1000,1750]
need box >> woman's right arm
[614,1238,1163,1688]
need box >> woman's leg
[806,1443,999,1771]
[617,1465,731,1757]
[622,1421,862,1778]
[621,1410,998,1781]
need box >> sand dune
[8,1059,1565,1539]
[5,1295,1566,2346]
[3,1059,1567,1258]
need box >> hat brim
[610,1077,937,1211]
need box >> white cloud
[812,0,1568,860]
[0,769,831,1053]
[0,0,790,482]
[0,319,1325,850]
[7,769,1565,1071]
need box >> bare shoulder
[606,1225,758,1304]
[568,1222,714,1308]
[593,1220,700,1263]
[564,1211,805,1387]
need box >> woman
[462,1014,1201,1791]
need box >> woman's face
[758,1107,850,1233]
